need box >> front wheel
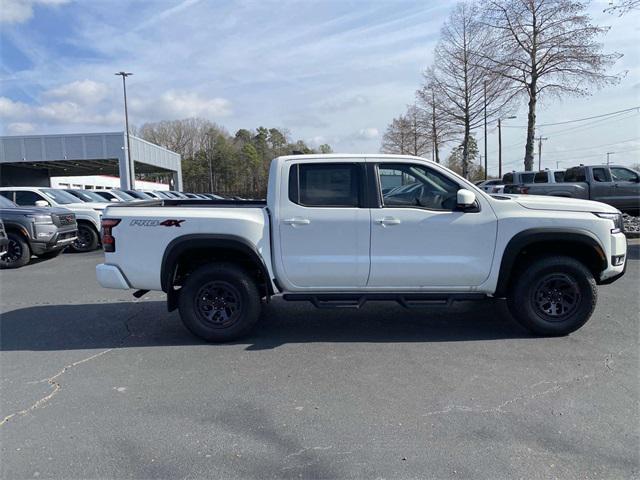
[178,263,261,342]
[70,224,99,252]
[0,232,31,269]
[507,255,597,336]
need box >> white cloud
[0,97,30,119]
[0,0,71,25]
[44,80,109,105]
[7,122,36,134]
[133,90,232,119]
[356,127,379,140]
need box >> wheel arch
[161,234,274,304]
[495,228,607,297]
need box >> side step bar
[282,293,487,309]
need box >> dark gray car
[0,195,78,269]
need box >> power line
[502,106,640,128]
[543,137,640,156]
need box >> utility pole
[483,80,487,180]
[537,136,548,170]
[498,118,502,178]
[431,90,439,164]
[115,71,134,189]
[606,151,614,165]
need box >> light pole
[115,71,134,188]
[483,80,487,180]
[497,115,516,178]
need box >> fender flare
[160,234,274,296]
[494,228,607,297]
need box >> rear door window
[289,163,361,207]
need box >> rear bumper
[96,263,131,289]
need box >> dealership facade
[0,132,182,190]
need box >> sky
[1,0,639,175]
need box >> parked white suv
[0,187,103,252]
[96,154,627,341]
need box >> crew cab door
[609,166,640,211]
[368,161,497,288]
[275,160,370,289]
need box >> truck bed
[119,199,267,208]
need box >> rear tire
[70,224,99,252]
[507,255,597,336]
[178,263,261,342]
[0,232,31,269]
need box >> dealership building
[0,132,182,190]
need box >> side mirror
[456,189,477,210]
[35,200,50,207]
[110,198,120,202]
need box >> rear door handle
[284,217,311,226]
[375,217,401,226]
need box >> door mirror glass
[456,189,476,208]
[35,200,50,207]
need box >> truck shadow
[0,298,528,352]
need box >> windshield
[41,189,80,205]
[113,190,136,201]
[0,195,16,208]
[68,190,107,202]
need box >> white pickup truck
[96,154,627,341]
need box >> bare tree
[427,2,514,178]
[404,104,432,157]
[381,115,412,155]
[604,0,640,15]
[416,73,458,164]
[483,0,622,170]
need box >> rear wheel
[70,224,98,252]
[507,255,597,336]
[0,232,31,269]
[178,263,261,342]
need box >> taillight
[519,186,529,194]
[101,218,121,252]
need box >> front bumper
[598,232,627,284]
[30,229,78,255]
[96,263,131,289]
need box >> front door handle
[375,217,401,226]
[284,217,311,226]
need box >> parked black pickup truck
[504,165,640,213]
[0,195,78,269]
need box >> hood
[0,206,73,216]
[510,194,619,213]
[65,202,107,211]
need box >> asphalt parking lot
[1,244,639,479]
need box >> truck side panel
[102,205,273,291]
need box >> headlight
[595,213,624,234]
[25,214,54,225]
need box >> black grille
[53,213,76,226]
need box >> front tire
[70,224,99,252]
[0,232,31,269]
[507,255,597,336]
[178,263,261,342]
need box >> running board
[282,293,486,309]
